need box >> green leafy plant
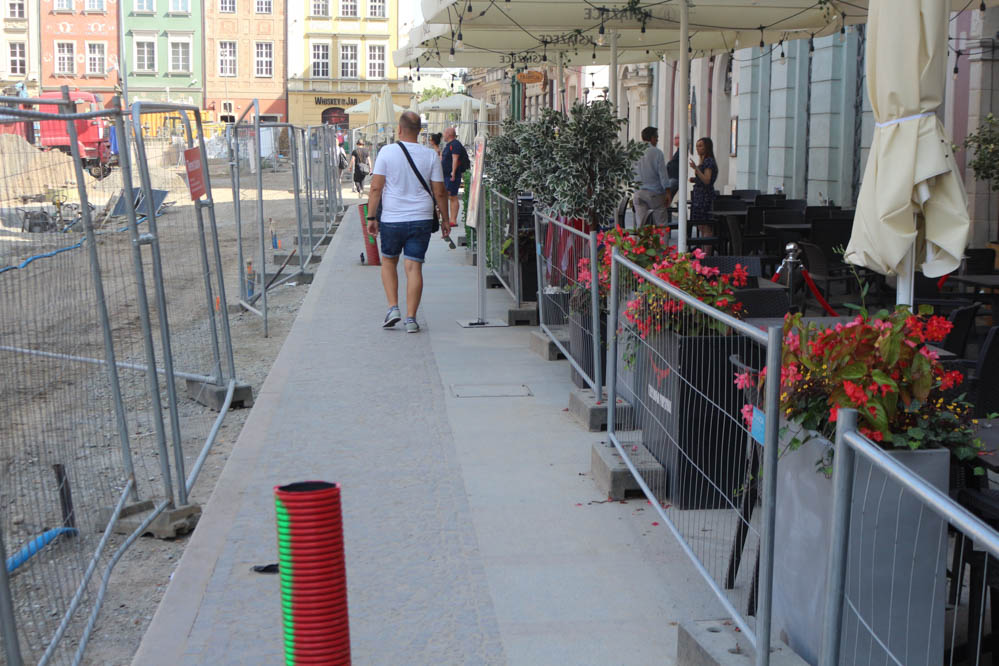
[964,113,999,190]
[616,246,749,338]
[740,307,985,472]
[549,100,645,230]
[418,86,450,103]
[514,108,565,205]
[484,116,525,196]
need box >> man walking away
[633,127,671,227]
[348,139,372,194]
[366,111,452,333]
[441,127,470,227]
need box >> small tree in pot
[549,100,644,231]
[964,112,999,243]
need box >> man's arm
[431,180,452,236]
[451,154,460,180]
[366,174,385,236]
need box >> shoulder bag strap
[397,142,434,199]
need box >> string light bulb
[759,26,765,49]
[598,18,606,46]
[953,51,961,80]
[456,32,463,49]
[779,40,786,65]
[449,47,455,62]
[981,1,987,11]
[839,15,847,44]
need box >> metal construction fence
[0,89,264,664]
[534,208,602,393]
[230,108,338,337]
[606,250,782,665]
[817,412,999,666]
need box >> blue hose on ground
[6,527,78,573]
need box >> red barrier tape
[937,274,950,290]
[799,267,840,317]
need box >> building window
[169,0,189,12]
[134,39,156,73]
[254,41,273,77]
[311,0,328,16]
[169,38,191,73]
[9,43,25,75]
[53,0,71,9]
[368,0,384,18]
[218,40,236,76]
[8,0,26,17]
[55,42,75,74]
[311,43,329,78]
[219,0,234,11]
[339,0,356,17]
[84,0,103,10]
[367,44,384,79]
[86,42,106,75]
[135,0,154,10]
[255,0,271,13]
[339,43,357,78]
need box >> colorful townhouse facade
[122,0,203,106]
[1,0,40,96]
[203,0,286,122]
[38,0,119,102]
[286,0,410,128]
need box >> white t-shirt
[372,141,443,224]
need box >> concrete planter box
[772,435,949,665]
[638,331,760,509]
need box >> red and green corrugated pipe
[274,481,350,665]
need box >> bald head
[398,110,421,140]
[443,127,456,142]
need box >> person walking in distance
[366,111,452,333]
[440,127,470,227]
[633,127,671,227]
[348,139,372,194]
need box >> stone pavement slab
[133,200,722,665]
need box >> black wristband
[366,216,378,220]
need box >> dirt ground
[0,129,356,664]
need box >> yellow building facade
[286,0,411,129]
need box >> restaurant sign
[314,96,358,107]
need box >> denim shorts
[379,219,434,263]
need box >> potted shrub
[742,306,985,664]
[614,246,754,508]
[964,112,999,252]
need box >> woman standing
[688,137,718,236]
[348,139,372,194]
[428,132,443,154]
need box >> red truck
[31,91,115,179]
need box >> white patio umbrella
[408,95,421,114]
[343,98,405,115]
[476,93,488,137]
[420,93,494,113]
[459,97,475,145]
[844,0,970,304]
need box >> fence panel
[535,209,601,392]
[0,92,239,664]
[231,101,268,334]
[484,187,520,306]
[817,412,999,666]
[606,250,782,665]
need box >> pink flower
[785,331,800,352]
[741,404,754,427]
[734,372,753,390]
[919,346,940,362]
[693,248,707,260]
[781,364,803,386]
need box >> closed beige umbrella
[845,0,969,291]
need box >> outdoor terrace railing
[821,411,999,666]
[606,248,782,666]
[484,186,521,307]
[535,208,603,393]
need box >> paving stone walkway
[133,199,721,665]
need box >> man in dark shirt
[666,134,680,197]
[440,127,469,227]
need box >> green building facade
[123,0,204,106]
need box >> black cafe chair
[732,189,760,202]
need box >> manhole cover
[451,384,533,398]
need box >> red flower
[924,315,953,343]
[940,369,964,391]
[829,404,839,422]
[843,380,869,406]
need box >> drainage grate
[451,384,533,398]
